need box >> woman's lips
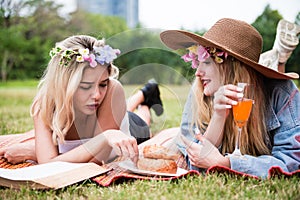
[202,79,210,87]
[87,103,99,110]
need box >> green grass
[0,80,299,200]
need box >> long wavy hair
[191,56,271,156]
[30,35,119,144]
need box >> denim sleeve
[230,80,300,178]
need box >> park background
[1,0,300,84]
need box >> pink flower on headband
[83,54,97,68]
[181,45,228,69]
[181,49,199,69]
[197,45,210,62]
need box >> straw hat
[160,18,299,80]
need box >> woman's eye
[80,85,92,90]
[99,83,107,88]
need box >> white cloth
[58,112,130,154]
[58,138,90,154]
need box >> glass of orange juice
[231,83,254,158]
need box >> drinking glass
[230,83,254,157]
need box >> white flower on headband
[79,48,89,56]
[76,48,97,68]
[76,48,88,62]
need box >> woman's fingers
[180,135,194,150]
[112,136,138,158]
[225,84,244,101]
[129,136,138,156]
[104,130,139,158]
[113,144,122,156]
[213,84,245,115]
[181,135,202,159]
[0,148,4,156]
[122,140,135,157]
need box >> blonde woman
[0,35,164,165]
[160,18,300,178]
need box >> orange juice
[232,99,253,128]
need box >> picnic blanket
[0,133,299,187]
[92,155,201,186]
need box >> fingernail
[237,93,244,98]
[225,105,232,108]
[232,101,238,105]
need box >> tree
[0,0,129,81]
[252,5,300,75]
[0,0,26,81]
[0,0,67,81]
[68,10,128,39]
[108,29,191,84]
[252,4,282,52]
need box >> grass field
[0,80,299,200]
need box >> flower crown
[49,44,121,68]
[181,45,228,69]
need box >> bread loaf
[137,145,178,174]
[137,157,177,174]
[143,144,179,160]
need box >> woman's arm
[35,113,138,164]
[34,112,108,164]
[34,114,60,163]
[0,139,36,164]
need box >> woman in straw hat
[160,18,300,178]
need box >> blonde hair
[30,35,119,144]
[191,56,271,156]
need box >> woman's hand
[181,134,230,169]
[103,130,138,159]
[213,84,243,117]
[201,84,243,147]
[0,141,36,164]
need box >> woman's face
[194,57,221,96]
[73,65,109,116]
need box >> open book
[0,161,110,189]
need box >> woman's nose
[92,88,101,100]
[195,66,205,77]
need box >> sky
[55,0,300,30]
[139,0,300,30]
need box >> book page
[0,161,100,181]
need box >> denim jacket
[178,79,300,178]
